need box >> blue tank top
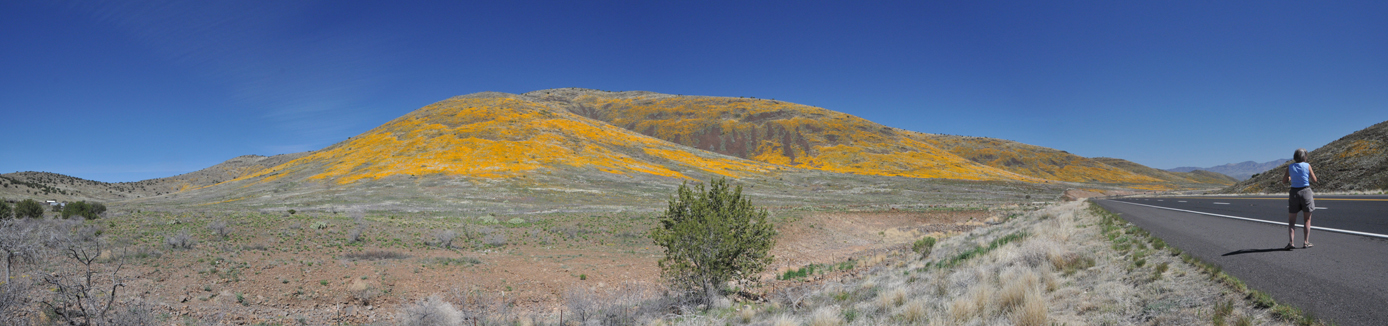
[1289,162,1311,188]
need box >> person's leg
[1287,212,1298,248]
[1303,211,1313,247]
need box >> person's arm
[1309,165,1318,184]
[1283,164,1290,184]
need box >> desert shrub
[165,229,196,250]
[343,250,409,261]
[15,199,43,219]
[912,236,936,257]
[348,225,364,243]
[350,282,379,305]
[350,210,365,224]
[397,295,462,326]
[207,220,229,238]
[649,178,776,305]
[60,201,105,219]
[434,230,457,248]
[483,232,507,247]
[309,221,329,230]
[0,200,11,219]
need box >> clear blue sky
[3,1,1386,182]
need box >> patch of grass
[936,231,1027,269]
[433,257,481,266]
[1051,253,1095,276]
[342,250,409,261]
[779,264,820,280]
[1213,298,1234,326]
[1249,290,1276,309]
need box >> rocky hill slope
[1225,120,1388,193]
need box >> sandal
[1284,243,1296,250]
[1304,242,1313,248]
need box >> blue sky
[3,1,1386,182]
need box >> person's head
[1293,148,1308,163]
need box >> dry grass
[808,305,842,326]
[707,200,1303,326]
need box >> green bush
[912,236,937,257]
[15,199,43,219]
[0,200,10,219]
[649,178,776,305]
[61,201,105,219]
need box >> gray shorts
[1289,187,1315,213]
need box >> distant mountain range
[3,88,1239,208]
[1167,160,1285,181]
[1225,120,1388,193]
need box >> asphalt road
[1094,196,1388,326]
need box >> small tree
[0,200,11,219]
[15,199,44,219]
[649,178,776,306]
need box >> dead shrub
[483,232,507,247]
[165,229,196,250]
[396,295,462,326]
[434,230,457,249]
[348,226,364,243]
[207,220,229,239]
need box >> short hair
[1293,148,1307,163]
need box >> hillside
[529,88,1224,188]
[536,89,1031,182]
[0,153,306,203]
[1225,120,1388,193]
[18,89,1236,208]
[1168,160,1282,180]
[232,92,780,185]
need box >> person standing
[1283,148,1319,250]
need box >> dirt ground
[16,208,1001,325]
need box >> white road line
[1214,202,1230,205]
[1107,200,1388,240]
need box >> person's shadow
[1222,247,1293,256]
